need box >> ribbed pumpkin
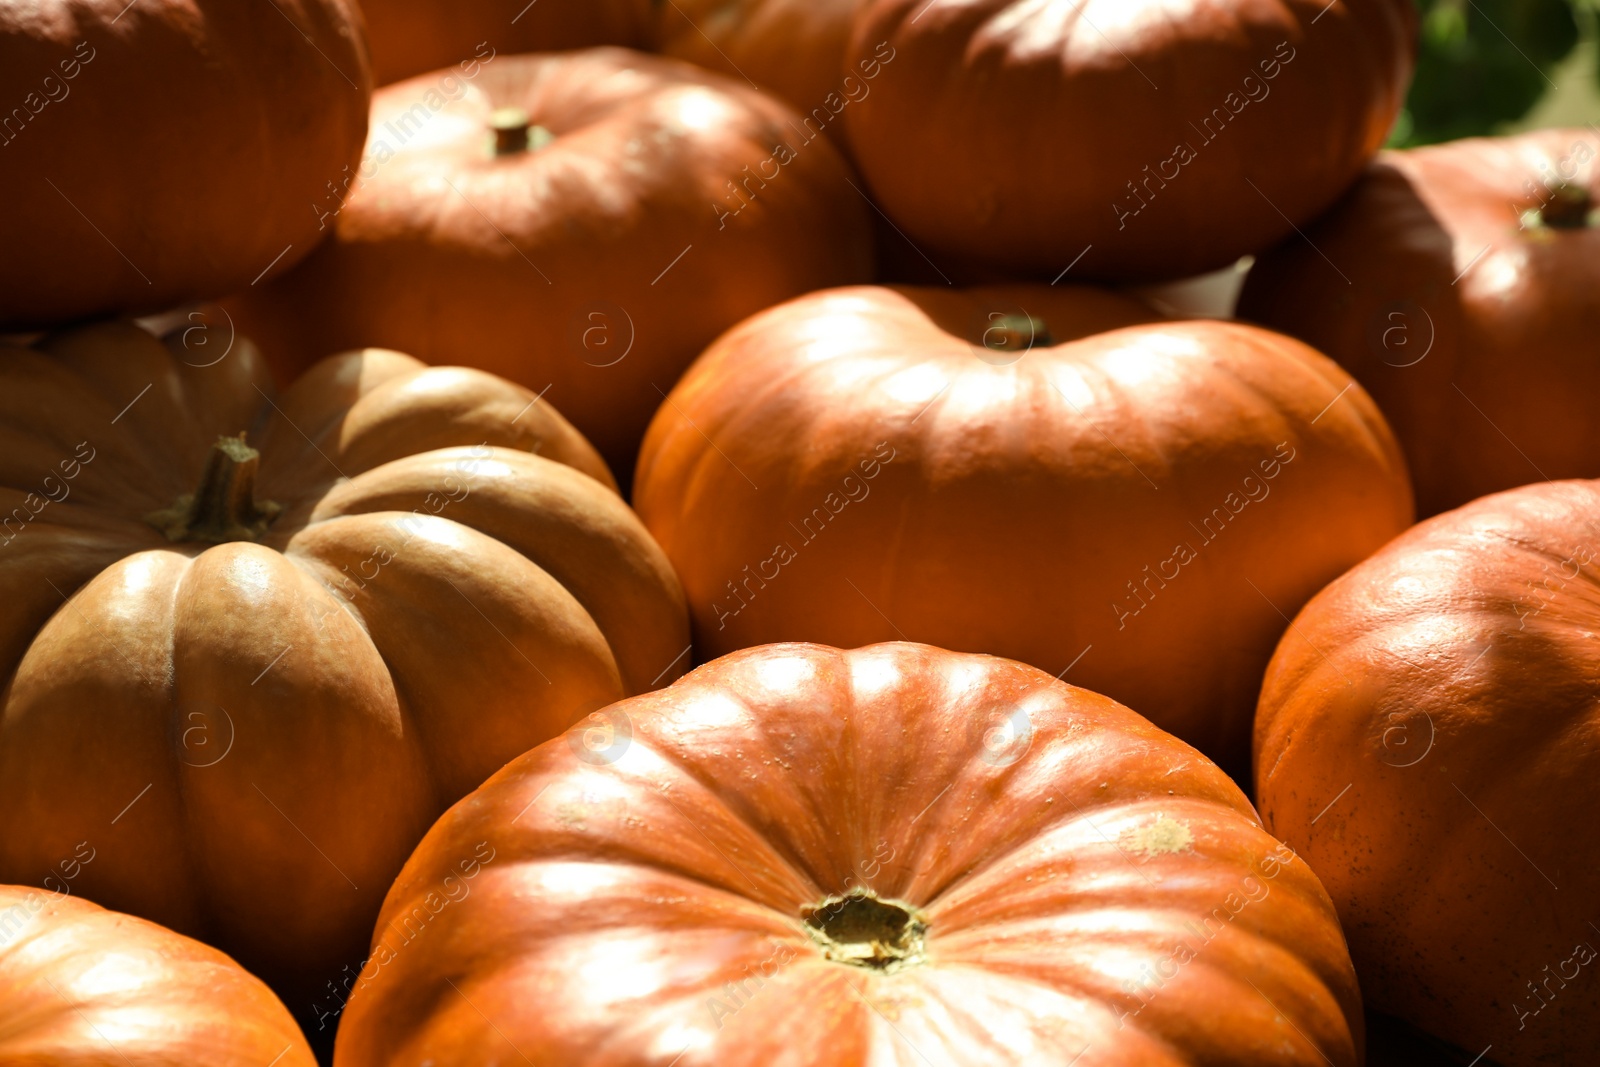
[1239,128,1600,517]
[1256,479,1600,1066]
[335,642,1364,1066]
[226,48,873,481]
[842,0,1416,282]
[634,284,1413,777]
[362,0,653,85]
[0,0,370,328]
[0,885,314,1065]
[0,316,688,1021]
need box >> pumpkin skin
[1238,129,1600,518]
[634,285,1413,777]
[0,885,315,1066]
[0,318,688,1018]
[335,642,1363,1067]
[225,48,873,481]
[841,0,1416,282]
[655,0,863,133]
[362,0,654,85]
[0,0,370,329]
[1255,480,1600,1066]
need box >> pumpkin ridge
[587,714,828,905]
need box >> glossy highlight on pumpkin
[635,284,1413,777]
[0,317,688,1021]
[0,0,371,328]
[335,642,1363,1066]
[1240,127,1600,517]
[0,885,315,1066]
[226,47,874,481]
[842,0,1417,282]
[1256,479,1600,1066]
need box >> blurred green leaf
[1394,0,1583,145]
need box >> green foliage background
[1394,0,1600,145]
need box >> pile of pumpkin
[1,1,1595,1064]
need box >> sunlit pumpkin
[842,0,1416,282]
[0,315,688,1025]
[335,642,1364,1066]
[634,284,1413,776]
[0,0,370,328]
[226,48,873,481]
[0,885,315,1065]
[1239,127,1600,517]
[1256,478,1600,1066]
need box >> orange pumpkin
[842,0,1416,282]
[635,284,1412,777]
[1256,479,1600,1065]
[0,885,315,1065]
[335,642,1364,1066]
[226,48,873,481]
[1239,128,1600,517]
[655,0,864,135]
[0,0,370,328]
[362,0,654,85]
[0,315,688,1025]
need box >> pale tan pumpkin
[0,315,689,1023]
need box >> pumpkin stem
[982,313,1053,355]
[490,108,553,157]
[802,891,926,972]
[1536,182,1594,229]
[145,434,282,544]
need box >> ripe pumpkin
[1256,480,1600,1066]
[841,0,1417,282]
[226,48,873,481]
[362,0,654,85]
[1239,128,1600,518]
[655,0,863,133]
[634,285,1412,777]
[0,885,314,1065]
[0,316,688,1021]
[0,0,370,329]
[335,642,1363,1066]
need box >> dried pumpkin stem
[1537,182,1594,230]
[145,434,281,544]
[802,891,926,973]
[490,108,552,157]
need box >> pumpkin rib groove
[164,547,227,951]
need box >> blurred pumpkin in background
[360,0,653,85]
[655,0,864,141]
[225,48,873,484]
[0,317,687,1027]
[635,284,1413,778]
[0,0,370,329]
[1240,128,1600,517]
